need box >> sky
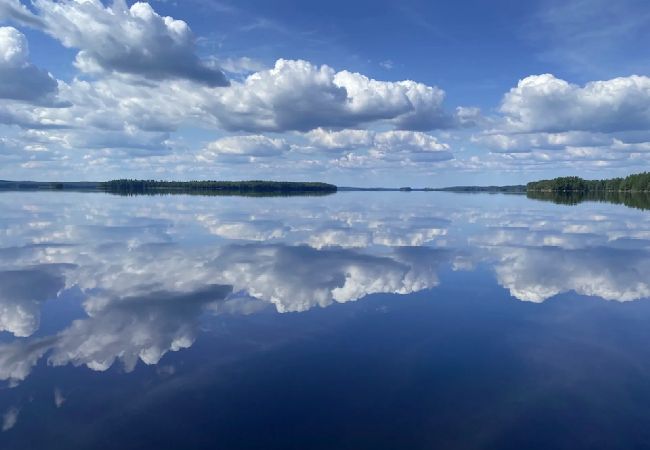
[1,0,650,186]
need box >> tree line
[101,179,338,194]
[527,172,650,192]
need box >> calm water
[2,191,650,449]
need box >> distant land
[427,185,526,193]
[0,180,101,191]
[338,185,526,192]
[527,172,650,192]
[102,180,338,195]
[2,172,650,196]
[0,179,338,196]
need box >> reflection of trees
[527,191,650,210]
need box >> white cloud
[474,131,612,153]
[0,1,477,178]
[305,128,374,150]
[0,58,462,177]
[208,59,453,132]
[467,73,650,171]
[304,128,453,164]
[373,130,449,153]
[199,135,288,163]
[501,73,650,133]
[0,26,60,104]
[5,0,227,86]
[0,0,42,27]
[0,25,26,65]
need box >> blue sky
[1,0,650,185]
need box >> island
[0,179,337,196]
[102,179,338,195]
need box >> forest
[527,172,650,192]
[101,179,338,195]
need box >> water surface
[1,191,650,449]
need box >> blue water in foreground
[1,191,650,449]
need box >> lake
[1,191,650,449]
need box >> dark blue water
[1,191,650,449]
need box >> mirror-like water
[2,191,650,449]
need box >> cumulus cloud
[0,26,60,104]
[0,1,474,177]
[191,129,453,171]
[208,59,453,132]
[305,128,374,150]
[474,130,613,154]
[500,73,650,133]
[304,128,453,163]
[4,0,227,86]
[199,135,288,163]
[0,0,42,27]
[0,59,462,177]
[467,73,650,170]
[372,130,452,161]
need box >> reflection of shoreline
[0,180,339,197]
[105,190,337,198]
[527,191,650,210]
[0,187,337,198]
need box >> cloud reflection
[0,264,69,337]
[0,194,453,383]
[2,192,650,385]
